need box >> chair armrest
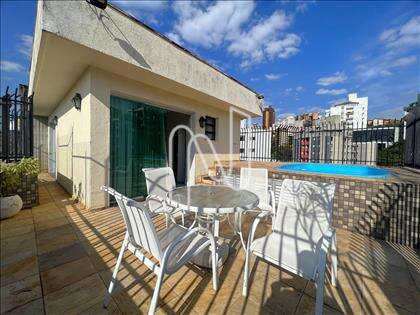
[247,211,272,251]
[162,226,216,273]
[146,194,163,204]
[146,195,180,214]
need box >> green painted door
[110,96,167,198]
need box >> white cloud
[172,1,255,48]
[390,55,417,68]
[265,73,285,80]
[316,88,347,96]
[265,33,301,59]
[357,54,417,80]
[328,98,346,105]
[228,10,291,54]
[379,106,405,119]
[113,0,168,25]
[0,61,24,72]
[283,87,293,95]
[277,112,295,119]
[380,16,420,50]
[228,10,301,66]
[169,2,301,67]
[316,71,347,86]
[296,86,304,91]
[355,16,419,82]
[17,34,33,58]
[166,32,184,45]
[113,0,168,11]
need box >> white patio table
[166,185,259,268]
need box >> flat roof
[109,2,261,97]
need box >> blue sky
[1,1,419,119]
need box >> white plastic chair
[240,168,275,213]
[234,168,276,248]
[242,179,337,315]
[101,186,218,315]
[143,167,185,226]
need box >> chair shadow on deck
[63,200,243,314]
[42,176,418,315]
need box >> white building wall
[349,93,368,128]
[326,93,368,128]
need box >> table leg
[213,216,220,237]
[191,214,228,268]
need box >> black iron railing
[1,85,34,162]
[240,120,405,166]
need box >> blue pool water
[277,163,391,179]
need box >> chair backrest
[101,186,163,260]
[143,167,176,212]
[274,179,335,245]
[240,168,269,206]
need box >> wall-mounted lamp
[86,0,107,10]
[72,93,82,111]
[199,116,206,128]
[50,116,58,127]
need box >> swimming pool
[277,163,391,179]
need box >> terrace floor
[1,174,419,314]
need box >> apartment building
[326,93,368,128]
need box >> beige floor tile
[44,274,107,314]
[99,263,179,314]
[362,278,419,314]
[33,210,66,224]
[0,274,42,313]
[295,294,343,315]
[3,297,44,315]
[78,297,121,314]
[162,264,211,298]
[38,242,87,272]
[304,267,365,314]
[81,237,133,272]
[0,255,39,287]
[36,224,79,255]
[0,221,34,240]
[2,178,417,315]
[0,232,37,267]
[246,277,303,314]
[34,215,70,231]
[40,256,96,295]
[162,281,253,315]
[224,296,276,314]
[251,258,308,292]
[31,202,59,213]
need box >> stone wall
[216,166,420,248]
[15,175,39,209]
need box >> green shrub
[0,158,40,197]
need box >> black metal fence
[240,120,405,166]
[1,85,34,162]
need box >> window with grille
[204,116,216,140]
